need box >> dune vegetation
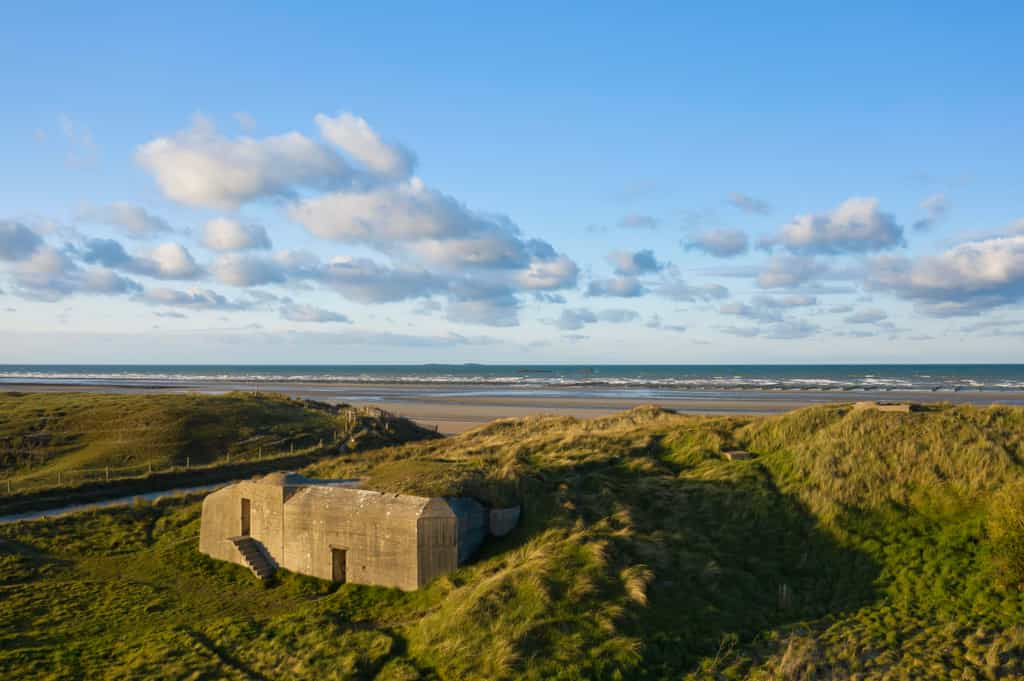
[0,391,436,494]
[1,402,1023,679]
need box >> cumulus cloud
[0,221,44,261]
[726,192,771,215]
[654,272,729,302]
[607,249,663,275]
[684,228,749,258]
[867,234,1024,316]
[617,213,658,229]
[139,112,578,325]
[136,114,352,208]
[719,319,820,339]
[279,302,349,323]
[765,197,905,255]
[322,257,448,303]
[720,294,817,324]
[757,256,829,289]
[550,307,639,330]
[9,246,140,301]
[142,287,247,310]
[913,193,949,232]
[315,112,415,178]
[211,253,287,287]
[845,308,888,324]
[77,202,172,238]
[80,239,204,280]
[202,217,272,252]
[587,275,646,298]
[445,282,520,327]
[553,308,597,330]
[291,178,505,252]
[516,254,579,290]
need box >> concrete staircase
[228,536,276,581]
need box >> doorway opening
[241,498,251,536]
[331,548,347,583]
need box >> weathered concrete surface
[853,401,913,413]
[199,472,515,590]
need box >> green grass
[0,391,437,492]
[2,403,1023,679]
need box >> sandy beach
[5,380,1024,434]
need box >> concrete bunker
[853,401,915,414]
[199,472,520,590]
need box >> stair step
[228,536,277,581]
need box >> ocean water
[1,364,1023,393]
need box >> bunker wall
[282,487,424,590]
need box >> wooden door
[331,548,347,583]
[240,498,251,536]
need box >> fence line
[1,431,333,496]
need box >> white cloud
[719,319,819,339]
[654,273,729,302]
[80,239,203,280]
[550,307,640,330]
[867,234,1024,315]
[845,308,888,324]
[142,287,246,310]
[757,256,829,289]
[0,221,44,261]
[202,217,272,252]
[766,197,905,255]
[211,253,287,287]
[315,112,415,178]
[279,302,349,323]
[684,228,749,258]
[587,275,646,298]
[726,192,771,215]
[9,246,140,301]
[913,193,949,232]
[607,249,663,275]
[321,257,447,303]
[77,202,172,238]
[516,254,579,290]
[136,114,352,208]
[290,178,491,245]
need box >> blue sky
[1,2,1022,363]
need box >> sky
[1,2,1022,364]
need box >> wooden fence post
[58,471,62,486]
[290,442,294,454]
[148,462,153,475]
[258,447,262,460]
[105,466,110,481]
[6,479,10,494]
[186,456,190,469]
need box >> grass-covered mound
[1,403,1023,680]
[0,391,436,489]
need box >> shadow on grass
[469,446,882,679]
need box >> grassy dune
[2,403,1024,679]
[0,391,435,488]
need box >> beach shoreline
[4,379,1024,434]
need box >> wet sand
[5,380,1024,435]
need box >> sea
[1,364,1023,395]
